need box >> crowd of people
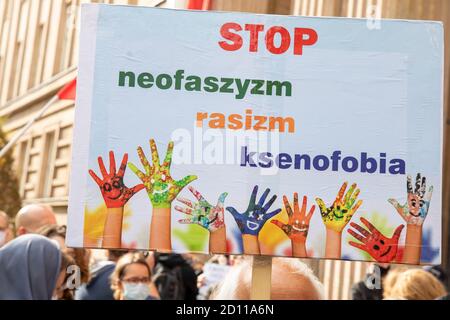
[0,205,449,300]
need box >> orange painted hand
[348,217,404,263]
[315,182,362,233]
[271,193,315,243]
[89,151,144,208]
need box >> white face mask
[122,282,150,300]
[0,231,6,247]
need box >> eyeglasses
[121,277,151,284]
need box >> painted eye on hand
[112,181,122,189]
[373,245,380,251]
[103,183,112,192]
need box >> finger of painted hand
[177,197,194,208]
[392,224,405,241]
[88,169,103,186]
[349,241,367,252]
[305,204,315,222]
[117,153,128,177]
[131,184,145,194]
[226,206,241,220]
[176,175,198,188]
[359,217,377,233]
[283,195,294,218]
[188,185,205,202]
[348,227,367,243]
[335,181,348,203]
[349,221,370,238]
[174,205,193,215]
[407,175,413,194]
[425,186,434,202]
[263,194,277,212]
[350,199,363,216]
[127,162,145,180]
[109,151,116,175]
[216,192,228,208]
[163,141,174,169]
[414,173,421,195]
[315,198,328,214]
[257,188,270,207]
[149,139,160,170]
[344,183,356,205]
[419,176,426,198]
[298,194,307,217]
[388,198,404,217]
[249,185,258,206]
[271,219,286,230]
[137,146,151,175]
[98,156,108,178]
[178,218,195,224]
[348,188,360,207]
[294,193,300,213]
[265,208,282,221]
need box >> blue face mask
[122,282,150,300]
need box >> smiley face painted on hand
[348,217,404,263]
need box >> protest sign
[67,4,444,265]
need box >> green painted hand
[128,139,197,208]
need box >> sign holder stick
[250,256,272,300]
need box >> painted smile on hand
[380,245,392,258]
[152,184,172,195]
[292,225,308,233]
[246,221,260,231]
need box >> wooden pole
[250,256,272,300]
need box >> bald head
[15,204,57,235]
[211,257,324,300]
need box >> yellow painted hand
[315,182,362,233]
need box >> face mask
[0,231,6,247]
[122,282,150,300]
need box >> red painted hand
[89,151,144,208]
[348,217,404,263]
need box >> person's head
[0,211,14,247]
[210,257,324,300]
[111,253,152,300]
[423,265,448,288]
[386,269,447,300]
[0,234,64,299]
[38,224,90,285]
[38,224,67,249]
[15,204,57,235]
[382,267,408,299]
[108,249,129,262]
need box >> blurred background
[0,0,449,299]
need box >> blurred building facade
[0,0,449,299]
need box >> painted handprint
[388,173,433,226]
[175,186,228,232]
[271,193,315,242]
[226,185,281,236]
[315,182,362,233]
[348,217,404,263]
[128,139,197,208]
[89,151,144,208]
